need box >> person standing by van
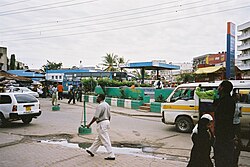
[232,92,242,167]
[187,114,214,167]
[214,80,235,167]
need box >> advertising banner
[206,53,226,65]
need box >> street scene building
[0,47,7,71]
[238,21,250,78]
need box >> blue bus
[63,71,128,93]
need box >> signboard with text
[226,22,235,79]
[206,53,226,65]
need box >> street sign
[226,22,236,79]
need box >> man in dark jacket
[214,80,235,167]
[68,85,76,104]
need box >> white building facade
[237,21,250,78]
[0,47,8,71]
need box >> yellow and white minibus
[161,80,250,133]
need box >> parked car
[0,93,42,127]
[8,87,39,98]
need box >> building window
[59,76,62,79]
[52,76,54,79]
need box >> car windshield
[14,94,38,103]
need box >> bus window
[237,89,250,104]
[170,88,195,102]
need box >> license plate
[26,106,31,112]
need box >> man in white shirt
[154,78,163,89]
[86,94,115,160]
[51,84,58,106]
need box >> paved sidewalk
[0,139,187,167]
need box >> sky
[0,0,250,69]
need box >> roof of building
[194,66,224,74]
[0,70,32,82]
[8,70,45,78]
[46,69,90,73]
[238,21,250,31]
[120,61,180,70]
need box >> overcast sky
[0,0,249,69]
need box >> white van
[161,80,250,133]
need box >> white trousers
[88,120,115,157]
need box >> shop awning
[194,66,224,74]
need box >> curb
[111,110,161,117]
[0,133,24,148]
[59,100,161,118]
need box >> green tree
[10,54,16,70]
[16,63,20,70]
[132,69,141,78]
[102,53,118,71]
[81,78,97,94]
[7,58,10,70]
[176,73,194,83]
[42,60,63,72]
[117,56,129,72]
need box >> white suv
[8,87,39,98]
[0,92,42,127]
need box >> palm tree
[102,53,118,71]
[117,56,129,72]
[132,69,141,78]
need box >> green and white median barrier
[111,98,118,107]
[124,99,132,108]
[117,99,125,107]
[150,102,162,113]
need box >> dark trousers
[233,124,241,167]
[77,93,82,102]
[68,94,75,104]
[214,140,234,167]
[58,92,63,100]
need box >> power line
[1,3,181,34]
[0,0,31,7]
[0,0,232,34]
[0,0,100,16]
[2,0,232,37]
[0,0,180,30]
[2,4,250,42]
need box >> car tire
[22,117,32,124]
[175,116,193,133]
[0,113,8,128]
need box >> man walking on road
[57,82,63,100]
[86,94,115,160]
